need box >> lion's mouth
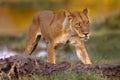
[80,36,89,41]
[71,32,89,41]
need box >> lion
[25,8,92,64]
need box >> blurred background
[0,0,120,64]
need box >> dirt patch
[0,55,120,80]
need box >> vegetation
[21,70,107,80]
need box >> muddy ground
[0,55,120,80]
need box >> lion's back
[36,10,54,25]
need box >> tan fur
[25,9,92,64]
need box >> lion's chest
[55,33,70,44]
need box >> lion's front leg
[47,42,56,64]
[75,42,92,64]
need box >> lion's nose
[83,32,88,36]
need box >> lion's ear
[65,10,71,16]
[64,10,73,21]
[83,8,88,15]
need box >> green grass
[85,11,120,64]
[21,70,107,80]
[86,30,120,64]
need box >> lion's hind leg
[25,34,41,55]
[25,23,41,55]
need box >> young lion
[25,8,92,64]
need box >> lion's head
[64,8,90,40]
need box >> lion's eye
[86,21,89,24]
[75,23,81,27]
